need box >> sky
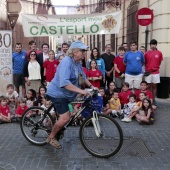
[51,0,80,14]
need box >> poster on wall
[0,30,12,95]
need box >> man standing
[144,39,163,104]
[122,42,128,52]
[12,43,27,97]
[26,40,41,60]
[37,43,50,84]
[101,44,115,87]
[124,41,144,91]
[56,43,69,60]
[139,46,146,55]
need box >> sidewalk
[156,97,170,104]
[0,102,170,170]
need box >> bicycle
[20,90,123,158]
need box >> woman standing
[87,48,105,86]
[24,51,41,93]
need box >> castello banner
[22,11,122,37]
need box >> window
[127,0,139,48]
[93,35,95,48]
[90,35,92,50]
[111,34,115,52]
[102,34,105,52]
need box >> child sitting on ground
[124,92,147,122]
[121,94,137,122]
[25,89,37,108]
[99,87,108,113]
[104,90,121,117]
[118,82,133,109]
[0,96,11,123]
[135,98,154,125]
[135,81,156,110]
[41,99,56,126]
[6,84,19,118]
[15,98,28,121]
[37,86,47,106]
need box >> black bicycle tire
[20,106,55,146]
[79,114,123,158]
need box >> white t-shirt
[6,91,19,98]
[43,53,49,61]
[41,104,55,114]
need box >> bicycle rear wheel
[79,114,123,158]
[20,106,55,146]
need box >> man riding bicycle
[46,41,94,148]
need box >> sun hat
[69,40,89,50]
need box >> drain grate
[69,138,153,158]
[117,138,154,157]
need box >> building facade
[80,0,170,79]
[0,0,56,51]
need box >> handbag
[78,73,85,86]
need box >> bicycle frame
[37,90,101,136]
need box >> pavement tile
[0,102,170,170]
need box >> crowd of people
[0,39,163,129]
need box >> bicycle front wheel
[79,114,123,158]
[20,106,55,146]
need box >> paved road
[0,102,170,170]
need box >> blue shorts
[46,95,69,114]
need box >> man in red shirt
[144,39,163,104]
[135,81,153,102]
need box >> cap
[69,40,89,50]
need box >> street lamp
[7,0,21,29]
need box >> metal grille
[0,163,15,170]
[117,138,153,157]
[69,138,153,158]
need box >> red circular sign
[136,8,154,26]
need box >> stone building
[0,0,56,51]
[79,0,170,97]
[80,0,170,75]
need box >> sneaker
[121,117,131,122]
[124,117,132,122]
[111,111,120,118]
[121,118,126,122]
[110,113,117,118]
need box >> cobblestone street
[0,102,170,170]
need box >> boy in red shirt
[144,39,163,104]
[114,46,126,91]
[135,81,153,102]
[119,82,133,109]
[15,98,28,121]
[0,96,11,123]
